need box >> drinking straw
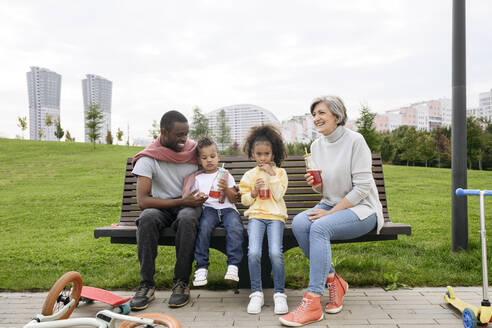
[304,147,308,156]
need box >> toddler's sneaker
[224,265,239,282]
[279,293,323,326]
[325,273,348,314]
[192,268,208,287]
[247,291,264,314]
[273,292,288,314]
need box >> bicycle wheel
[117,313,181,328]
[41,271,83,320]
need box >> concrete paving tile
[392,318,436,324]
[370,299,432,305]
[327,325,395,328]
[367,318,397,324]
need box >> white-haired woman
[279,96,384,327]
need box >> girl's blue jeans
[292,203,377,295]
[247,218,285,293]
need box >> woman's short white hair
[310,95,347,126]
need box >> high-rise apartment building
[205,104,280,150]
[82,74,112,143]
[478,89,492,122]
[26,66,62,141]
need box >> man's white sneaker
[274,292,288,314]
[192,268,208,287]
[224,265,239,282]
[247,291,264,314]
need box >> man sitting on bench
[130,110,207,310]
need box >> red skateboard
[80,286,132,314]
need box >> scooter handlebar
[456,188,492,196]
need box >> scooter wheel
[463,308,477,328]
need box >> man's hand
[232,185,241,203]
[182,190,207,207]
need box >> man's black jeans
[136,206,202,286]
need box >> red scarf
[132,135,198,167]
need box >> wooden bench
[94,154,411,288]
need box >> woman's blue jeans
[194,206,244,269]
[247,218,285,293]
[292,204,377,295]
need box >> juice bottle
[209,164,228,203]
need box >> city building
[205,104,280,150]
[479,89,492,122]
[375,98,451,132]
[281,113,319,143]
[82,74,113,143]
[26,66,61,141]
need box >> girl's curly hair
[242,124,287,167]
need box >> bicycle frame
[24,309,154,328]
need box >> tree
[148,120,160,140]
[190,107,210,140]
[116,128,124,145]
[355,104,380,152]
[467,117,482,169]
[65,130,75,142]
[433,127,450,168]
[45,113,53,127]
[417,132,435,167]
[106,130,114,145]
[86,104,104,149]
[54,117,64,141]
[399,126,419,166]
[17,116,27,139]
[380,133,395,163]
[216,109,231,150]
[38,129,44,139]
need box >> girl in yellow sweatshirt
[239,124,288,315]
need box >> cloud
[1,0,491,141]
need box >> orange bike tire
[117,313,182,328]
[41,271,83,320]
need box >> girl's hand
[307,209,331,222]
[258,163,275,176]
[251,178,265,198]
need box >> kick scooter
[444,188,492,328]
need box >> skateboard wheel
[118,302,131,315]
[463,308,477,328]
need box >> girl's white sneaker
[224,265,239,282]
[274,292,288,314]
[247,291,264,314]
[192,268,208,286]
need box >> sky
[1,0,491,143]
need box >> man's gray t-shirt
[132,156,198,199]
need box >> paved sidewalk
[1,287,486,327]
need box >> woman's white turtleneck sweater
[310,125,384,233]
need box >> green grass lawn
[1,138,491,291]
